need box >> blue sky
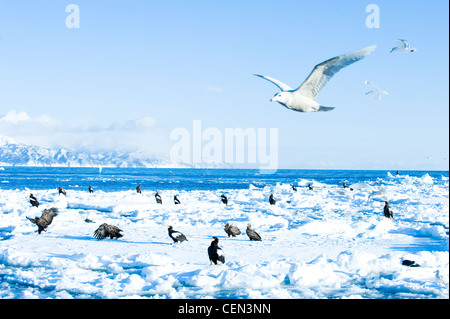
[0,0,448,170]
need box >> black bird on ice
[208,237,225,266]
[221,194,228,205]
[29,193,39,207]
[167,225,188,243]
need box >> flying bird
[390,39,416,53]
[224,222,241,237]
[254,45,376,112]
[26,207,58,234]
[29,193,39,208]
[246,223,262,241]
[167,225,188,243]
[208,237,225,265]
[93,223,123,240]
[365,80,388,100]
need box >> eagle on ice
[93,223,123,240]
[26,207,58,234]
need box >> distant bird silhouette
[58,187,66,195]
[208,237,225,265]
[269,193,276,205]
[93,223,123,240]
[401,259,420,267]
[26,208,58,234]
[167,225,188,243]
[155,192,162,204]
[365,80,388,100]
[246,223,262,241]
[224,223,241,237]
[383,201,393,220]
[89,185,94,193]
[136,184,142,194]
[174,195,181,205]
[29,193,39,207]
[221,194,228,205]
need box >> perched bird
[208,237,225,265]
[343,182,353,191]
[224,223,241,237]
[58,187,66,195]
[174,195,181,205]
[29,193,39,207]
[291,184,297,192]
[308,184,313,191]
[167,225,188,243]
[401,259,420,267]
[269,193,276,205]
[221,194,228,205]
[254,45,376,112]
[89,185,94,193]
[246,223,262,241]
[383,201,393,220]
[155,192,162,204]
[93,223,123,240]
[26,208,58,234]
[365,80,388,100]
[136,184,142,194]
[390,39,416,53]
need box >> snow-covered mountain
[0,135,183,168]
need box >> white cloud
[206,86,223,93]
[0,110,166,156]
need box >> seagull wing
[365,80,381,92]
[295,45,377,100]
[396,39,409,49]
[253,74,293,92]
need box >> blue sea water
[0,167,448,192]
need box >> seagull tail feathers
[318,106,335,112]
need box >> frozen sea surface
[0,168,448,299]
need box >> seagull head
[270,92,287,103]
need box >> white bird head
[270,92,287,103]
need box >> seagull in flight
[365,80,388,100]
[390,39,416,53]
[254,45,376,113]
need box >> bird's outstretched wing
[295,45,377,100]
[395,39,409,49]
[365,80,380,92]
[253,74,293,92]
[94,223,123,240]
